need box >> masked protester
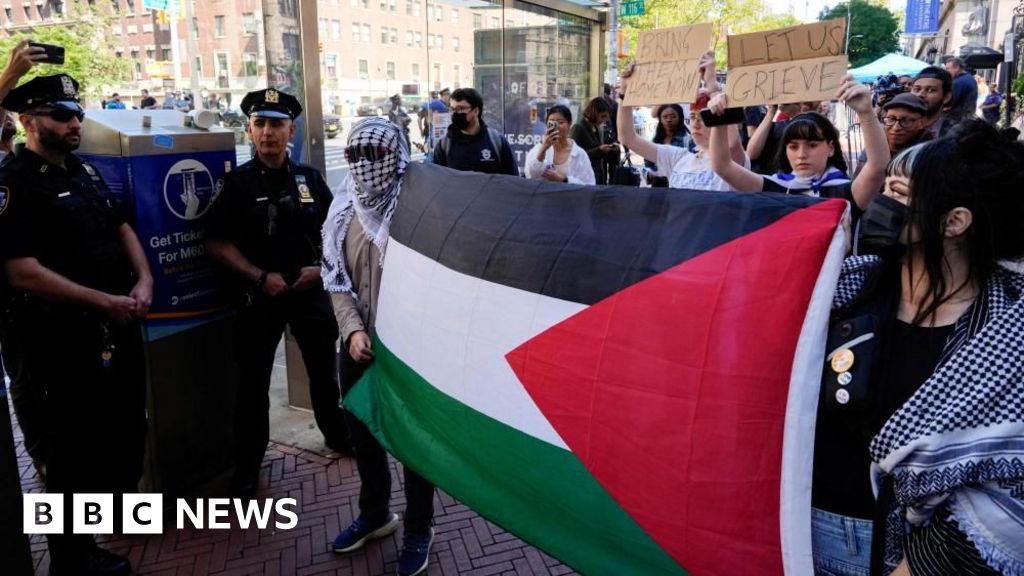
[811,121,1024,575]
[431,87,517,176]
[322,117,437,576]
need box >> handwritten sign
[725,19,849,106]
[623,23,713,107]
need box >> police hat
[1,74,83,113]
[240,88,302,119]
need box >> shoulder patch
[0,185,10,216]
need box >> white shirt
[525,140,596,185]
[655,144,749,192]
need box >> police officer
[205,88,347,496]
[0,74,151,576]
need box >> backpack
[440,127,505,169]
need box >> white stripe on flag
[779,219,848,575]
[376,239,587,449]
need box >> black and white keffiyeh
[321,117,410,293]
[838,256,1024,573]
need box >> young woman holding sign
[706,74,889,222]
[616,53,749,192]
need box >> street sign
[143,0,169,10]
[620,0,645,17]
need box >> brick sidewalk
[12,408,577,576]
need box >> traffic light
[156,10,169,26]
[617,29,629,59]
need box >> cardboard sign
[623,23,713,107]
[725,55,847,106]
[726,19,848,106]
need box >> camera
[872,73,906,108]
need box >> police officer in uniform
[0,74,151,576]
[205,88,347,496]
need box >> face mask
[858,193,907,253]
[451,112,470,131]
[350,153,398,196]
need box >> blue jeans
[812,507,873,576]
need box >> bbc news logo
[23,494,298,534]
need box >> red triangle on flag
[506,201,845,575]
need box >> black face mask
[451,111,470,131]
[858,194,907,254]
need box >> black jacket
[432,122,518,176]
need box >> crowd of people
[1,35,1023,576]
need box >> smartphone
[700,107,745,127]
[546,120,558,133]
[29,42,65,65]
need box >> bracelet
[255,270,268,287]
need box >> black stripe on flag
[390,163,826,306]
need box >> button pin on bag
[830,349,855,373]
[837,372,852,386]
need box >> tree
[818,0,900,68]
[618,0,801,69]
[0,0,130,103]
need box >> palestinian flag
[344,163,847,575]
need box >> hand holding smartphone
[699,107,745,127]
[28,42,64,65]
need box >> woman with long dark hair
[644,104,690,187]
[707,74,890,219]
[811,120,1024,575]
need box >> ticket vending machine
[77,110,237,495]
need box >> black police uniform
[0,75,145,575]
[204,89,346,490]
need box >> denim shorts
[811,507,873,576]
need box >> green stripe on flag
[345,337,686,576]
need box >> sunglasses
[344,144,393,163]
[33,109,85,123]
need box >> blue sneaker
[397,528,434,576]
[332,512,400,553]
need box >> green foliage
[0,0,130,101]
[618,0,801,69]
[818,0,900,67]
[1012,74,1024,99]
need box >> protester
[387,93,411,142]
[745,102,801,174]
[139,88,156,110]
[854,93,929,178]
[911,67,954,141]
[813,120,1024,575]
[617,55,747,192]
[943,57,978,123]
[205,88,349,497]
[707,74,890,219]
[897,74,914,91]
[0,73,151,576]
[323,117,436,576]
[432,87,517,175]
[525,105,595,185]
[644,104,691,187]
[569,96,619,185]
[104,93,125,110]
[981,82,1002,124]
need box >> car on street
[324,114,342,138]
[356,97,390,116]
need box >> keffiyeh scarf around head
[763,166,850,197]
[321,117,410,294]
